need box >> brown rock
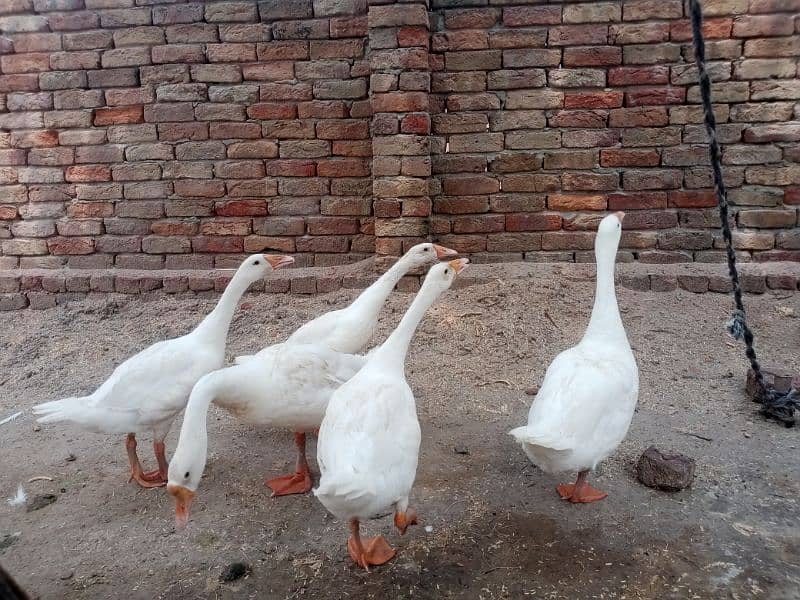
[636,446,695,492]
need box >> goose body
[33,253,293,487]
[315,259,469,570]
[510,212,638,502]
[206,344,367,432]
[166,342,366,526]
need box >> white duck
[165,343,367,527]
[33,253,294,488]
[314,258,469,570]
[509,212,638,503]
[235,242,457,359]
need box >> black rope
[689,0,798,427]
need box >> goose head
[166,447,205,529]
[422,258,470,295]
[595,212,624,259]
[402,242,458,268]
[236,253,295,283]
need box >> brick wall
[1,0,799,272]
[0,0,373,271]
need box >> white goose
[509,212,638,503]
[230,242,457,497]
[235,242,457,359]
[33,253,294,488]
[165,343,367,527]
[314,258,469,570]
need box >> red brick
[670,18,733,41]
[65,165,111,182]
[0,206,19,220]
[398,26,428,48]
[626,87,686,107]
[608,66,669,86]
[1,52,50,73]
[548,25,609,46]
[434,196,489,214]
[151,220,198,236]
[443,175,500,196]
[601,149,661,167]
[609,107,668,127]
[452,214,505,234]
[400,113,431,135]
[563,46,622,67]
[607,192,667,210]
[668,190,718,208]
[563,90,623,109]
[93,105,143,126]
[548,194,607,211]
[372,92,428,112]
[67,201,113,218]
[192,236,244,253]
[47,236,94,255]
[562,172,619,191]
[243,103,294,120]
[265,160,316,177]
[506,213,562,232]
[549,110,607,129]
[317,159,370,178]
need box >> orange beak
[447,258,469,274]
[613,211,625,222]
[264,254,295,270]
[433,244,458,259]
[167,483,196,529]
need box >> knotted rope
[689,0,798,427]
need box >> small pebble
[59,571,73,581]
[424,525,433,533]
[453,446,470,455]
[524,385,539,395]
[65,454,76,462]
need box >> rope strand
[688,0,797,427]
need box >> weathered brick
[732,15,794,37]
[548,24,609,46]
[206,1,258,23]
[502,48,561,68]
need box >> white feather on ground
[6,485,26,507]
[0,411,22,426]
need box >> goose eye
[423,247,429,251]
[254,260,260,265]
[444,269,449,275]
[184,471,190,479]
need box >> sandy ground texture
[1,268,799,600]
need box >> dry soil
[1,270,799,599]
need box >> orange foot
[556,482,608,503]
[129,468,166,489]
[348,535,396,571]
[394,509,418,535]
[266,470,312,497]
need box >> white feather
[6,485,26,507]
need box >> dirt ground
[1,269,799,600]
